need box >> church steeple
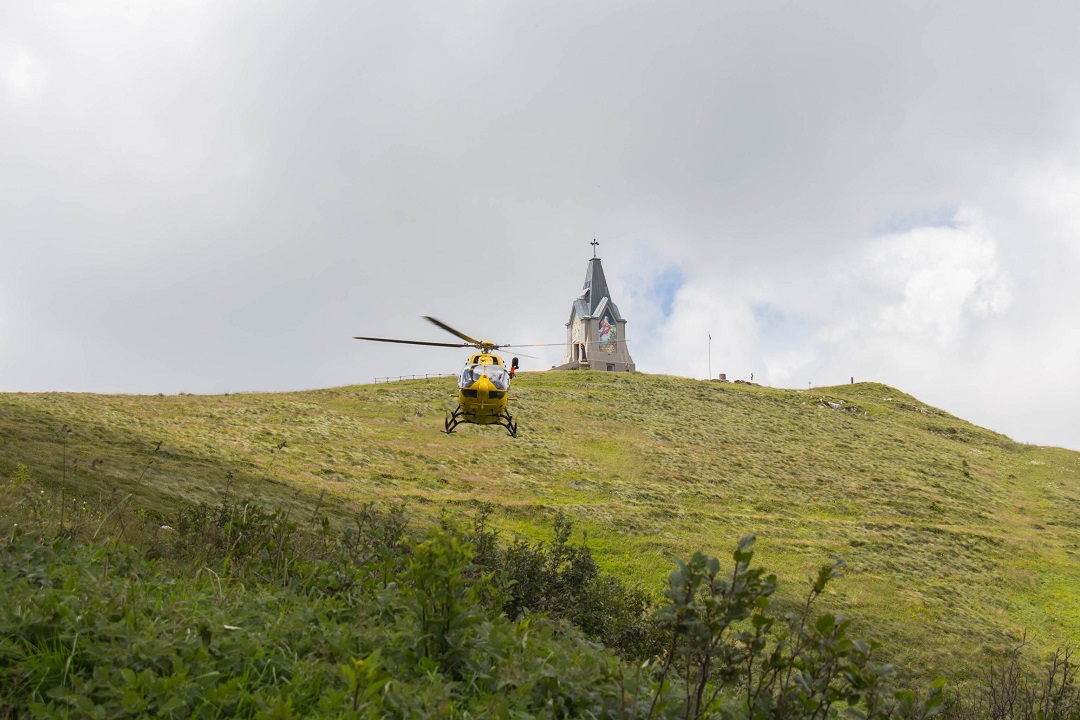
[553,242,635,372]
[581,257,613,316]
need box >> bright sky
[3,2,1078,451]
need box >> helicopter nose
[475,376,505,403]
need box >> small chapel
[553,241,636,372]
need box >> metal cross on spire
[591,238,599,258]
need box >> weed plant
[1,470,955,719]
[939,638,1080,719]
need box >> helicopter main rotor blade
[495,343,564,348]
[353,336,471,349]
[423,316,483,346]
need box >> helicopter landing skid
[499,410,519,438]
[444,407,518,437]
[444,408,464,434]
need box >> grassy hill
[2,371,1079,684]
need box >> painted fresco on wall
[572,317,582,344]
[599,311,617,352]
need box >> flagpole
[708,332,712,380]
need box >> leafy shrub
[0,472,1012,720]
[470,504,665,659]
[638,536,946,719]
[0,523,630,719]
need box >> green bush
[0,475,971,719]
[469,505,665,660]
[639,537,945,719]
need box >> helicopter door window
[485,365,510,390]
[459,365,482,387]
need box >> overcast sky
[3,2,1079,451]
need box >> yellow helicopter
[354,316,549,437]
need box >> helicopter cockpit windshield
[459,366,479,387]
[486,365,510,390]
[459,364,510,391]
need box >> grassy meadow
[2,370,1079,685]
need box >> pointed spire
[582,254,611,316]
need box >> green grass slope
[3,371,1079,683]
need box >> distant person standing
[750,372,754,382]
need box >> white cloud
[0,45,45,102]
[632,207,1014,391]
[859,209,1012,345]
[1020,163,1080,261]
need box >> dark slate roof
[581,258,608,314]
[571,258,624,321]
